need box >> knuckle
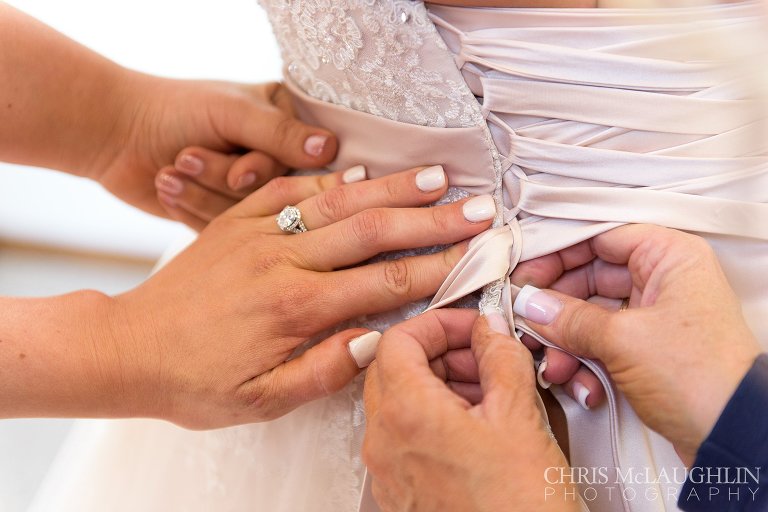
[237,377,285,422]
[271,278,312,319]
[349,209,388,246]
[271,116,296,148]
[381,259,413,298]
[440,245,460,273]
[249,242,291,273]
[429,206,452,234]
[263,176,294,203]
[314,187,350,223]
[379,397,421,437]
[559,304,596,347]
[385,175,402,202]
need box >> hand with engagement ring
[0,165,497,426]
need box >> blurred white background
[0,1,282,510]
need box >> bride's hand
[109,165,496,428]
[363,310,577,512]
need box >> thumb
[472,313,537,416]
[513,285,614,360]
[231,105,338,170]
[251,329,374,420]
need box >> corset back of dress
[260,3,768,511]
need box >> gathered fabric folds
[419,3,768,511]
[287,4,768,511]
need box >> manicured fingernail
[342,165,367,184]
[235,173,257,190]
[573,382,590,410]
[415,165,446,192]
[537,357,552,389]
[348,331,382,368]
[156,173,184,195]
[482,308,510,336]
[304,134,328,157]
[513,285,563,325]
[176,154,204,176]
[463,195,496,223]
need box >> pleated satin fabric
[295,3,768,511]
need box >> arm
[0,291,146,419]
[0,3,338,228]
[0,3,134,178]
[0,168,495,426]
[679,354,768,511]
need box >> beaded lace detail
[259,0,484,128]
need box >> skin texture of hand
[510,224,763,465]
[0,166,495,424]
[363,310,578,512]
[106,166,497,428]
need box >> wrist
[81,66,154,182]
[678,345,762,465]
[0,290,149,419]
[105,288,171,420]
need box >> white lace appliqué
[259,0,483,128]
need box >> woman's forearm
[0,291,151,419]
[0,3,136,177]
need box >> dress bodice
[258,1,484,129]
[259,2,768,511]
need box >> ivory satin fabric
[28,3,768,512]
[294,3,768,511]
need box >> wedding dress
[29,2,768,512]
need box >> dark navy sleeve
[678,353,768,512]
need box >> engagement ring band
[276,205,308,234]
[619,298,630,312]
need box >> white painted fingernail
[513,285,563,325]
[304,134,328,157]
[415,165,446,192]
[573,382,590,410]
[462,195,496,223]
[342,165,367,184]
[537,357,552,389]
[482,308,510,336]
[348,331,382,369]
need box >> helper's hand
[363,310,577,512]
[510,224,762,465]
[109,166,496,428]
[99,77,337,228]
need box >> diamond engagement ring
[276,205,308,234]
